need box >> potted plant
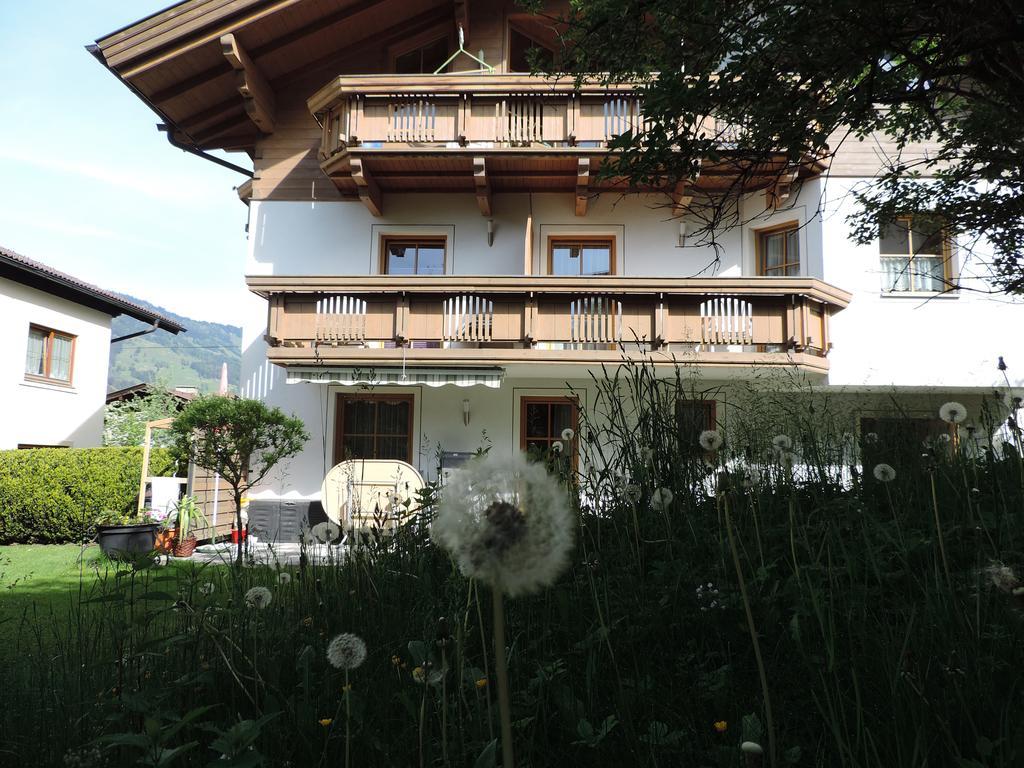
[150,507,177,553]
[96,508,159,557]
[170,495,207,558]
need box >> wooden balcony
[248,276,852,375]
[306,75,824,216]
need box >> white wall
[0,278,113,449]
[819,179,1024,390]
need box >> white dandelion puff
[431,452,573,597]
[244,586,272,610]
[939,401,967,424]
[326,633,367,670]
[199,582,215,596]
[278,571,292,585]
[650,487,674,510]
[311,521,341,544]
[740,467,761,489]
[623,484,642,504]
[741,742,764,755]
[551,441,564,454]
[771,434,793,451]
[561,428,575,442]
[873,463,897,482]
[778,450,796,469]
[699,430,723,451]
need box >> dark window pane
[376,436,409,461]
[879,219,910,255]
[550,403,575,435]
[342,435,374,460]
[912,219,944,255]
[395,49,421,74]
[509,28,554,72]
[377,401,410,435]
[421,37,450,74]
[525,403,549,438]
[344,400,376,434]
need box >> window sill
[21,377,76,394]
[878,291,960,300]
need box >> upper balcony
[307,74,825,216]
[247,275,852,377]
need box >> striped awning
[285,366,505,389]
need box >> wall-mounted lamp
[678,222,687,246]
[462,399,471,426]
[487,219,495,247]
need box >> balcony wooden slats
[253,276,851,372]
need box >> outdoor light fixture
[462,399,471,425]
[487,219,495,247]
[678,222,687,246]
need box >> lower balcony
[248,276,851,377]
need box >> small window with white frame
[879,215,951,292]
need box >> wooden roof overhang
[92,0,455,155]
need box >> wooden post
[138,423,153,513]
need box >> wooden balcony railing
[248,276,852,373]
[308,75,646,160]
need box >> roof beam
[474,157,492,216]
[351,158,383,216]
[221,33,275,133]
[191,111,251,143]
[575,157,590,216]
[767,167,799,208]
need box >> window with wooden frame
[381,236,446,275]
[393,36,450,74]
[334,394,414,464]
[520,396,579,459]
[676,399,717,451]
[879,216,951,292]
[508,26,556,72]
[548,237,615,276]
[756,222,800,276]
[24,325,75,384]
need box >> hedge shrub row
[0,447,175,544]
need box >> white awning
[285,366,505,389]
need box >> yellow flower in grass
[475,678,488,689]
[318,718,333,727]
[412,666,426,684]
[713,720,728,733]
[342,683,352,693]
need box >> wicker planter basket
[172,533,198,558]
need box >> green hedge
[0,447,176,544]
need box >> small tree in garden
[170,396,308,564]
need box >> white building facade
[96,0,1024,530]
[0,247,185,449]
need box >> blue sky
[0,1,250,326]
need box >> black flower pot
[97,523,158,557]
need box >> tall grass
[1,362,1022,767]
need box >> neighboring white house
[94,0,1024,535]
[0,246,185,449]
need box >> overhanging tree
[170,396,308,564]
[534,0,1024,293]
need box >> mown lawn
[0,544,102,650]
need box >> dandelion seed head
[873,463,897,482]
[741,742,764,755]
[986,563,1019,594]
[939,401,967,424]
[623,484,642,504]
[310,521,341,544]
[244,586,272,610]
[278,571,292,585]
[561,428,575,442]
[199,582,215,596]
[551,441,564,454]
[863,432,879,445]
[740,467,760,488]
[699,430,723,451]
[771,434,793,451]
[650,487,674,510]
[431,452,573,597]
[326,632,367,670]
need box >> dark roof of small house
[105,383,199,405]
[0,245,186,333]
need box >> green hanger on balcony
[434,25,494,74]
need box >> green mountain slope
[108,297,241,394]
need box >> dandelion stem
[929,473,954,591]
[345,668,351,768]
[491,588,515,768]
[473,581,494,740]
[724,492,776,768]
